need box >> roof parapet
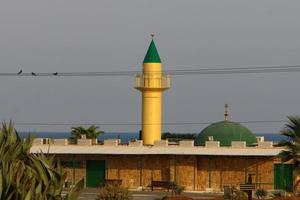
[129,140,143,147]
[77,139,92,146]
[256,136,265,142]
[29,137,277,150]
[179,140,194,147]
[154,140,168,147]
[205,141,220,148]
[32,138,50,145]
[257,141,273,148]
[231,141,246,148]
[104,139,120,146]
[32,138,44,145]
[53,139,68,146]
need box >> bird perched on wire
[17,70,22,75]
[53,72,58,76]
[31,72,37,76]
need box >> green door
[274,164,283,190]
[284,164,293,192]
[274,163,293,192]
[86,160,106,187]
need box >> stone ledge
[53,139,68,146]
[77,139,92,146]
[154,140,168,147]
[231,141,246,148]
[205,141,220,148]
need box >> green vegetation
[272,190,284,197]
[0,122,83,200]
[224,186,247,200]
[70,125,104,140]
[162,132,196,142]
[255,189,268,199]
[277,116,300,190]
[95,183,133,200]
[172,183,185,195]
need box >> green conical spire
[143,39,161,63]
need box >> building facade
[30,37,293,192]
[30,141,291,191]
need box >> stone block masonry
[55,154,276,191]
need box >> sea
[18,132,288,143]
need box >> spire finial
[224,104,229,121]
[150,33,155,38]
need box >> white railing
[133,74,171,89]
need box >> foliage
[162,132,196,142]
[255,189,268,199]
[70,125,104,140]
[277,116,300,191]
[273,190,285,197]
[224,186,247,200]
[64,179,84,200]
[95,183,133,200]
[172,183,185,195]
[0,122,83,200]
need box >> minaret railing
[133,74,170,89]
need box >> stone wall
[54,154,275,191]
[175,155,196,191]
[197,156,275,191]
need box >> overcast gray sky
[0,0,300,133]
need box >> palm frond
[0,122,83,199]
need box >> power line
[2,65,300,77]
[14,120,287,126]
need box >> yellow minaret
[134,35,170,145]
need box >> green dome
[195,121,257,146]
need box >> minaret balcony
[134,74,170,90]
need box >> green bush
[224,186,247,200]
[273,190,285,197]
[96,184,133,200]
[172,183,185,195]
[255,189,268,199]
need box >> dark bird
[17,70,22,74]
[31,72,37,76]
[53,72,58,76]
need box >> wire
[2,65,300,77]
[14,120,287,126]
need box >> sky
[0,0,300,133]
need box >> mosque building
[30,37,292,192]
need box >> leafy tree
[277,116,300,191]
[0,122,83,200]
[70,125,104,139]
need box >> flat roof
[30,145,283,156]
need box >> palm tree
[278,116,300,190]
[70,125,104,139]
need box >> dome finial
[224,104,229,121]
